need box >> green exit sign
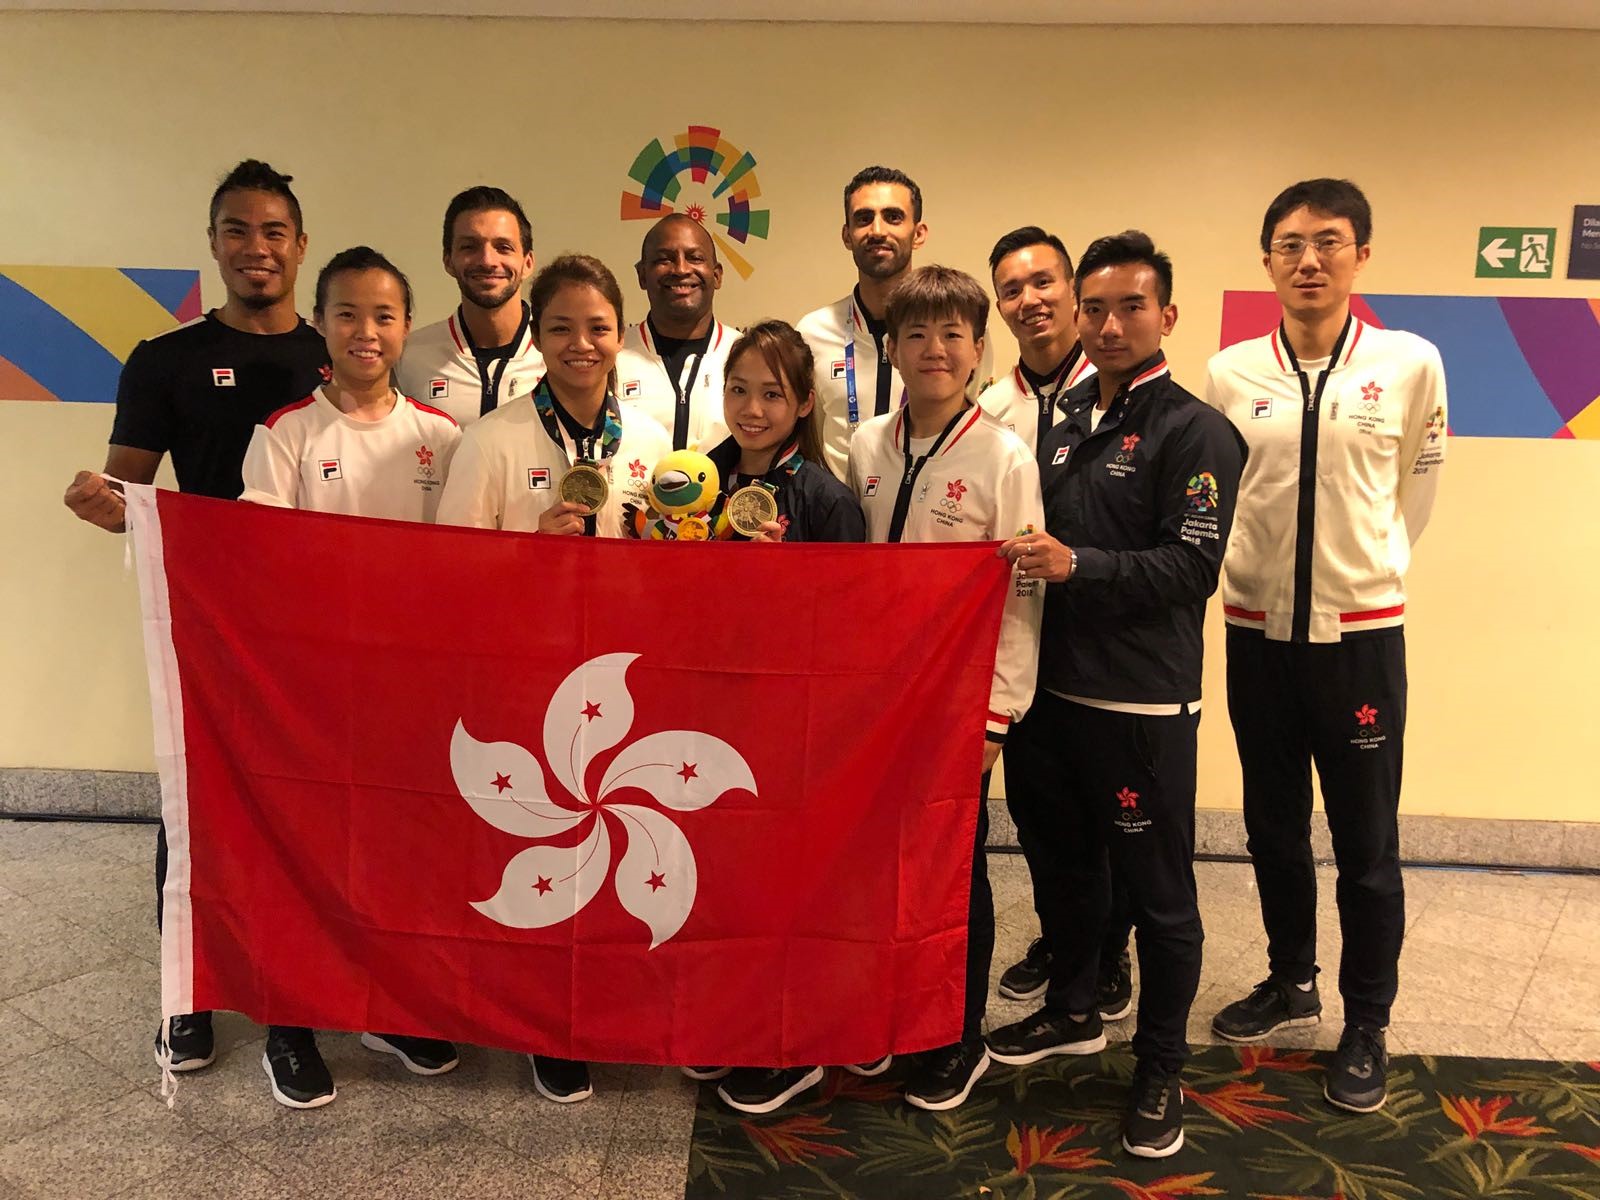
[1476,226,1557,278]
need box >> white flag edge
[126,483,194,1020]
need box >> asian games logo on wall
[451,653,756,948]
[620,124,772,280]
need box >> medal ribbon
[532,377,623,465]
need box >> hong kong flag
[126,486,1007,1066]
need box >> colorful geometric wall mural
[1221,291,1600,439]
[0,266,201,404]
[620,124,771,280]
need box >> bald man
[615,214,736,449]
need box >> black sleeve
[1068,408,1246,608]
[808,483,867,544]
[107,339,172,453]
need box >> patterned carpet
[686,1045,1600,1199]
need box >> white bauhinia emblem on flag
[450,652,755,948]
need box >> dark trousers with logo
[960,773,996,1046]
[1003,782,1133,973]
[1005,693,1203,1073]
[1227,627,1407,1030]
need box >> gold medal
[725,484,779,537]
[675,516,710,542]
[559,463,609,510]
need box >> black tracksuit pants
[960,772,996,1046]
[1005,693,1202,1073]
[1226,627,1407,1030]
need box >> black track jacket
[1036,351,1247,706]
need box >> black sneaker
[1123,1061,1183,1158]
[262,1025,335,1109]
[680,1065,731,1081]
[843,1054,892,1077]
[1211,977,1322,1043]
[986,1010,1106,1066]
[998,937,1052,1002]
[154,1011,215,1072]
[528,1054,592,1103]
[904,1040,990,1112]
[1324,1025,1388,1113]
[360,1032,459,1075]
[716,1066,824,1114]
[1096,949,1134,1021]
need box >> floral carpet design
[686,1045,1600,1199]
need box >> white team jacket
[979,351,1097,454]
[240,388,461,522]
[395,305,545,428]
[798,292,996,481]
[614,319,736,451]
[1204,318,1447,643]
[435,393,670,537]
[846,404,1044,740]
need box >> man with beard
[615,214,736,450]
[797,165,991,477]
[396,186,543,427]
[62,158,329,1077]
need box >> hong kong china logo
[1114,786,1151,834]
[1351,703,1387,750]
[450,652,756,948]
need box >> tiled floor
[1,817,1596,1199]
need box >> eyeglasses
[1270,235,1355,260]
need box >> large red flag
[127,486,1006,1066]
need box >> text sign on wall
[1568,206,1600,281]
[1476,227,1557,279]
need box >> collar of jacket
[1269,315,1366,375]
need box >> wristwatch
[1067,548,1078,580]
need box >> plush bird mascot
[627,449,721,541]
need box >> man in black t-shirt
[60,160,343,1103]
[64,159,325,524]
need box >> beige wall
[2,14,1598,823]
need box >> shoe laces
[1336,1025,1384,1070]
[269,1031,315,1073]
[932,1045,976,1082]
[1023,937,1050,967]
[1131,1065,1174,1117]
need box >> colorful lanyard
[843,293,893,429]
[531,378,623,465]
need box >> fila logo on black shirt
[1051,446,1069,465]
[429,378,449,399]
[212,368,235,387]
[864,475,881,497]
[318,459,342,481]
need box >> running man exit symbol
[1476,226,1556,278]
